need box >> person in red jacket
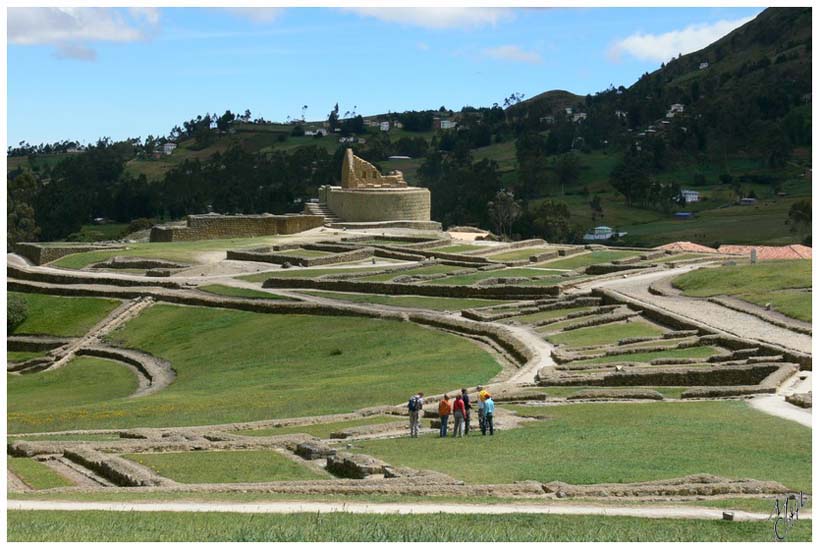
[452,393,467,438]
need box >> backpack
[408,396,419,412]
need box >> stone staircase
[304,201,341,223]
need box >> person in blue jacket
[482,394,495,436]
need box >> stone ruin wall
[320,186,431,222]
[149,214,324,242]
[341,148,406,189]
[13,243,124,266]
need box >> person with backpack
[438,394,452,438]
[461,388,472,435]
[452,393,466,438]
[482,393,495,436]
[408,392,424,438]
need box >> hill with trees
[7,8,811,247]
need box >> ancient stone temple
[309,149,434,227]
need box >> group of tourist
[407,386,495,438]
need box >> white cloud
[416,41,430,51]
[224,8,284,24]
[53,43,96,62]
[482,45,542,64]
[608,16,754,63]
[345,8,514,30]
[8,7,155,45]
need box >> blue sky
[7,6,764,145]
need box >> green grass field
[9,305,501,433]
[49,236,295,269]
[7,457,73,490]
[429,244,490,254]
[505,306,595,325]
[537,250,641,270]
[546,320,666,347]
[121,450,327,483]
[486,247,555,261]
[299,290,512,311]
[239,266,384,283]
[234,415,400,438]
[356,401,811,490]
[67,223,130,242]
[7,351,46,363]
[427,267,560,286]
[9,357,139,422]
[672,260,811,322]
[354,264,461,282]
[197,284,289,300]
[8,510,809,542]
[9,292,121,337]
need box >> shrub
[126,218,156,234]
[8,295,27,333]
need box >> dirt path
[572,266,812,354]
[8,499,804,522]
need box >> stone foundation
[149,213,324,242]
[319,186,431,222]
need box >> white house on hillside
[572,112,587,123]
[583,226,626,241]
[162,143,177,155]
[666,103,685,118]
[380,121,390,132]
[680,189,700,203]
[699,62,709,70]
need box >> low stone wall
[785,392,812,408]
[593,288,811,370]
[63,447,174,487]
[566,388,664,401]
[8,265,181,289]
[7,335,72,351]
[296,442,336,460]
[91,257,190,270]
[13,243,124,266]
[585,263,647,275]
[226,246,374,267]
[462,296,602,322]
[326,452,389,479]
[537,363,789,388]
[262,276,560,300]
[543,474,789,498]
[150,213,324,242]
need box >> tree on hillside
[327,103,340,131]
[787,199,811,243]
[7,172,41,246]
[216,110,236,132]
[589,194,604,224]
[553,153,581,195]
[488,189,522,239]
[516,200,580,243]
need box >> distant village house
[680,189,700,203]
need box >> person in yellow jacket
[476,386,489,434]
